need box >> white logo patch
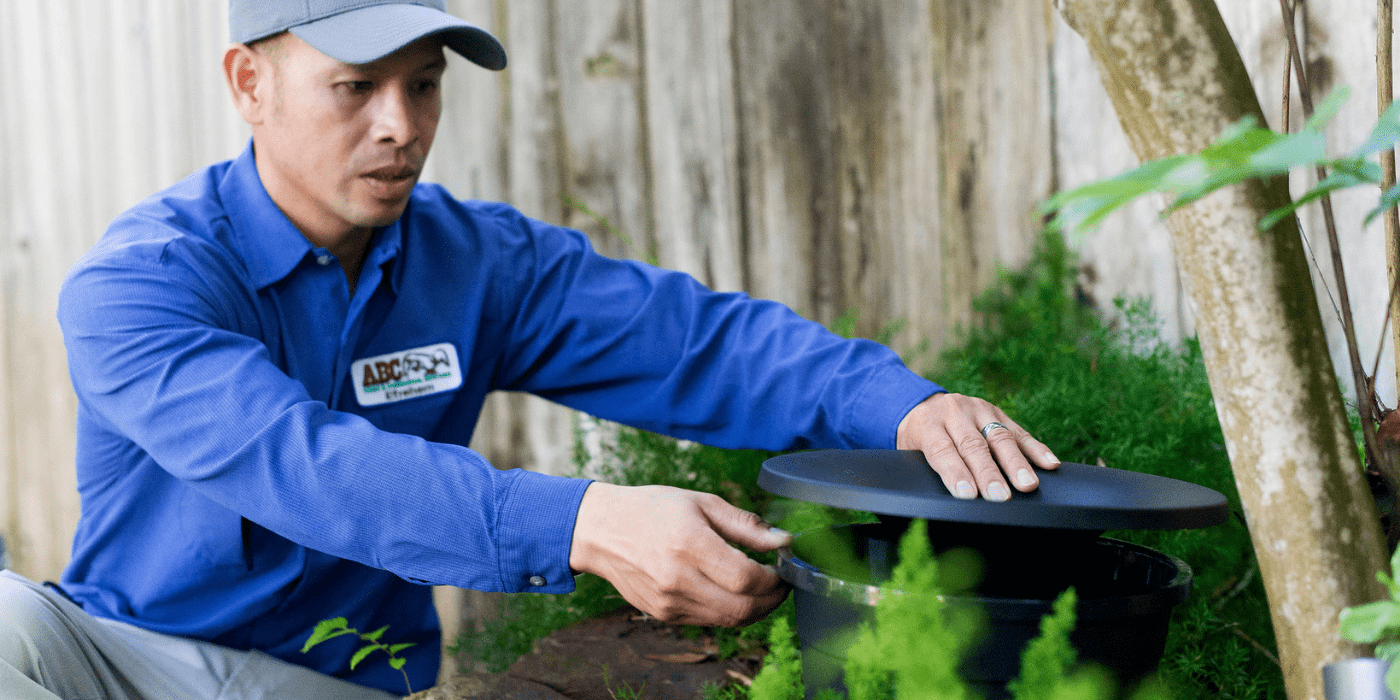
[351,342,463,407]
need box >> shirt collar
[218,139,404,291]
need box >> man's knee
[0,575,54,673]
[0,573,88,684]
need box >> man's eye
[415,80,439,94]
[342,80,373,92]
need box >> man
[0,1,1059,698]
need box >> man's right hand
[568,483,792,627]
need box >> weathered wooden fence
[1,0,1393,666]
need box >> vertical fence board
[732,0,829,320]
[640,0,744,290]
[933,0,1053,334]
[553,0,653,259]
[433,0,507,202]
[885,0,946,365]
[6,0,84,580]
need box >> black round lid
[758,449,1229,531]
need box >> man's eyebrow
[420,56,448,72]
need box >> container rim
[776,533,1192,619]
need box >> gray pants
[0,571,398,700]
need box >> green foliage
[842,520,978,700]
[1340,547,1400,695]
[765,521,1121,700]
[302,617,417,694]
[936,230,1283,699]
[600,664,646,700]
[702,680,748,700]
[1009,589,1080,700]
[750,615,805,700]
[1042,87,1400,237]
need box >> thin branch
[1282,5,1292,133]
[1279,6,1346,330]
[1382,0,1400,403]
[1278,0,1389,478]
[1374,273,1400,414]
[1230,624,1283,667]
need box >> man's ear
[223,43,270,125]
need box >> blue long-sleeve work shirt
[55,143,942,692]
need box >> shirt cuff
[495,469,593,593]
[847,363,944,448]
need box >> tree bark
[1054,2,1388,699]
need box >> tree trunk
[1054,2,1388,699]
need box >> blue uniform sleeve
[58,225,588,594]
[480,211,943,450]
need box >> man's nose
[370,85,417,145]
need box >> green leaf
[1390,546,1400,590]
[389,657,407,671]
[1339,600,1400,643]
[388,643,417,655]
[1243,131,1327,174]
[301,617,352,653]
[1304,85,1349,133]
[1261,170,1373,230]
[1366,181,1400,228]
[362,625,389,643]
[1353,98,1400,157]
[1216,115,1260,143]
[1041,156,1194,235]
[1376,641,1400,662]
[350,644,381,670]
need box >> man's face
[250,34,446,240]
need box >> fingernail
[1045,451,1060,465]
[767,527,793,544]
[956,481,977,499]
[987,482,1010,502]
[1016,470,1035,488]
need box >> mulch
[409,607,762,700]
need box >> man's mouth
[359,165,420,200]
[363,165,418,182]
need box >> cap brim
[290,4,506,69]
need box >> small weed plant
[301,617,416,695]
[1339,546,1400,694]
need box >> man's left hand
[896,392,1060,501]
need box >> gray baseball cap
[229,0,506,69]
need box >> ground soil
[408,607,761,700]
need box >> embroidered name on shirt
[351,342,463,407]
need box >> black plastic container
[780,523,1191,699]
[757,450,1228,698]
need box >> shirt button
[316,255,333,266]
[528,575,546,587]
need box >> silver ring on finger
[980,421,1009,439]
